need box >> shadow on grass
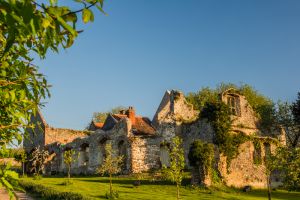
[78,178,177,186]
[241,190,300,200]
[77,177,191,187]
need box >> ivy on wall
[186,83,281,178]
[200,101,249,169]
[186,83,277,132]
[188,140,214,176]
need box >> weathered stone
[24,89,286,189]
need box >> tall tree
[276,92,300,148]
[291,92,300,147]
[0,1,105,196]
[0,0,105,147]
[276,101,299,147]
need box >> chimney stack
[127,106,136,125]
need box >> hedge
[19,180,90,200]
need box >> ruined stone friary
[23,89,287,188]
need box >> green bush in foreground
[19,180,90,200]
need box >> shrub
[105,190,119,199]
[19,181,90,200]
[62,179,74,186]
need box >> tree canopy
[186,83,276,131]
[92,106,126,123]
[0,0,105,148]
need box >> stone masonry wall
[218,140,280,188]
[45,127,87,145]
[131,136,160,173]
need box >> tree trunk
[22,162,25,176]
[109,173,113,196]
[267,175,271,200]
[176,183,180,200]
[68,165,71,180]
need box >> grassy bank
[20,177,300,200]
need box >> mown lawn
[20,177,300,200]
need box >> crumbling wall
[222,92,260,135]
[51,119,131,175]
[45,127,87,145]
[217,140,280,188]
[153,90,198,128]
[181,119,214,167]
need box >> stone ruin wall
[55,119,130,175]
[218,140,280,188]
[44,127,87,146]
[154,90,284,188]
[130,136,160,173]
[45,118,161,175]
[28,89,286,189]
[223,94,260,135]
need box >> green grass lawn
[20,176,300,200]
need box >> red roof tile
[94,122,104,128]
[132,117,156,135]
[112,114,127,121]
[110,108,156,135]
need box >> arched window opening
[264,143,271,158]
[160,143,170,167]
[98,138,107,165]
[79,143,89,167]
[253,142,262,165]
[118,140,127,170]
[227,95,241,116]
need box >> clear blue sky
[35,0,300,130]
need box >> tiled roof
[112,114,128,121]
[105,108,156,136]
[94,122,104,128]
[132,117,156,135]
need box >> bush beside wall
[19,180,90,200]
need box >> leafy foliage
[162,136,185,200]
[63,149,78,180]
[0,162,22,199]
[252,139,262,165]
[188,140,214,176]
[274,147,300,191]
[98,143,123,199]
[0,146,24,158]
[20,180,90,200]
[186,87,219,111]
[186,83,276,132]
[0,0,105,195]
[92,106,127,123]
[0,0,105,147]
[290,92,300,147]
[275,93,300,148]
[186,83,276,168]
[201,100,249,168]
[29,146,49,176]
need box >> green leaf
[30,18,36,35]
[96,4,108,16]
[50,0,57,6]
[82,8,92,23]
[42,18,51,28]
[55,15,78,37]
